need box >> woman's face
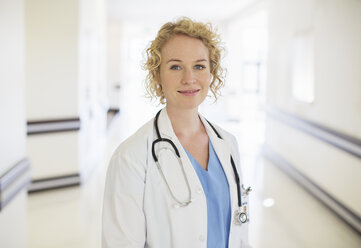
[159,34,211,111]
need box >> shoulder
[104,118,155,195]
[110,118,154,170]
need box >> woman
[102,17,250,248]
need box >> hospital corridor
[1,0,361,247]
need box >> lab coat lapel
[157,108,178,140]
[200,115,237,208]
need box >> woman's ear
[156,83,162,91]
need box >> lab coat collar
[157,107,229,153]
[157,108,224,143]
[157,108,232,168]
[157,108,177,140]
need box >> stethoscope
[151,110,251,224]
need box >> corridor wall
[264,0,361,234]
[0,0,30,246]
[25,0,107,192]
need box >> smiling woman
[159,34,211,112]
[102,17,251,248]
[144,17,225,105]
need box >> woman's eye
[170,65,181,70]
[195,65,206,70]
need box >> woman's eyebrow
[166,58,208,63]
[166,59,182,63]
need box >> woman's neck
[166,105,203,139]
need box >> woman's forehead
[161,34,209,61]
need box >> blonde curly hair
[144,17,225,104]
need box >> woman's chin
[167,100,205,111]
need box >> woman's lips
[177,89,200,96]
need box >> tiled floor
[26,107,361,248]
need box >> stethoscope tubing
[151,110,244,217]
[152,138,180,162]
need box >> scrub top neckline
[183,139,211,172]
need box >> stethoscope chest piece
[234,210,248,225]
[239,212,247,223]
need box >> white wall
[267,0,361,138]
[266,0,361,216]
[25,0,107,182]
[78,0,107,177]
[78,0,107,116]
[0,0,26,176]
[25,0,79,120]
[0,0,27,246]
[0,191,27,248]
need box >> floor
[26,101,361,248]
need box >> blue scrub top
[184,140,231,248]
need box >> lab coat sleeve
[102,152,146,248]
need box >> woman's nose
[182,68,196,84]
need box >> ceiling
[107,0,256,22]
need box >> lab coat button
[198,235,205,242]
[173,204,180,209]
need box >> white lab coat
[102,108,250,248]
